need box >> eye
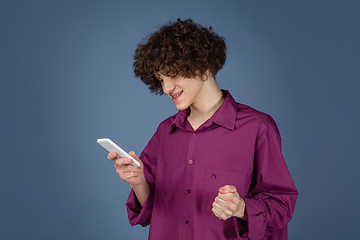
[170,73,178,78]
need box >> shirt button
[211,174,217,179]
[192,132,196,136]
[185,220,189,224]
[187,189,191,194]
[189,160,193,164]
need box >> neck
[188,75,225,130]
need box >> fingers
[212,200,237,219]
[106,151,144,186]
[212,185,246,220]
[115,165,139,180]
[108,151,142,167]
[129,151,139,161]
[212,205,225,219]
[128,151,143,167]
[108,152,133,165]
[114,159,142,182]
[113,156,139,173]
[214,194,240,211]
[107,151,118,160]
[114,157,133,167]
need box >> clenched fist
[212,185,247,221]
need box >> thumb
[129,151,142,165]
[219,185,237,194]
[129,151,139,160]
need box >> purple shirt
[126,90,298,240]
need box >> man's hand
[108,151,149,206]
[212,185,247,221]
[108,151,145,187]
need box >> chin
[175,103,189,111]
[176,106,186,110]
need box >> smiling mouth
[171,91,183,99]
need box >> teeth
[172,91,182,99]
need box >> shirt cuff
[126,184,154,227]
[234,216,248,239]
[241,198,267,240]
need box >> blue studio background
[1,0,359,239]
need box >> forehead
[154,70,177,79]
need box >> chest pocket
[201,168,247,212]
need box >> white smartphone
[97,138,140,167]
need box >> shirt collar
[170,90,238,133]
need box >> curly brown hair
[133,19,227,94]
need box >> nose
[161,77,175,94]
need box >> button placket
[183,129,196,235]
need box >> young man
[108,19,298,240]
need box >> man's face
[157,73,205,110]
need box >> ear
[202,70,209,81]
[202,70,214,81]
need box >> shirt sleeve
[240,121,298,239]
[126,182,155,227]
[125,127,160,227]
